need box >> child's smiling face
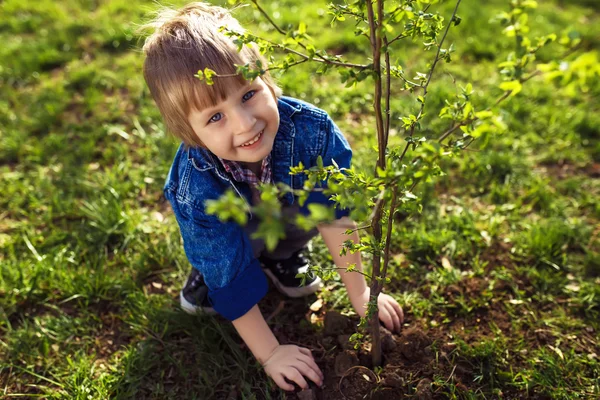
[188,77,280,169]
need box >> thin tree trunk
[365,0,386,368]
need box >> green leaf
[463,102,473,119]
[503,25,516,37]
[464,83,473,94]
[544,33,557,45]
[403,191,417,200]
[307,203,334,222]
[475,110,494,120]
[205,189,249,225]
[298,21,307,35]
[522,0,538,9]
[499,80,522,96]
[317,155,324,169]
[203,68,215,85]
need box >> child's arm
[232,304,324,390]
[318,217,404,333]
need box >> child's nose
[232,108,257,135]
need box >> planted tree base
[258,270,566,400]
[260,287,440,399]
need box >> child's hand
[262,344,324,391]
[376,292,404,333]
[356,289,404,334]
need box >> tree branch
[399,0,461,163]
[366,0,386,171]
[387,32,408,47]
[250,0,368,70]
[381,187,399,283]
[437,69,542,143]
[250,0,286,35]
[384,36,392,149]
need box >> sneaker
[179,268,217,315]
[259,247,322,298]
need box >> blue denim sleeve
[302,115,352,220]
[165,190,268,320]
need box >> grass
[1,0,599,398]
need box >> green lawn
[1,0,599,398]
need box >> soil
[250,243,595,400]
[269,305,448,400]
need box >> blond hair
[139,2,282,147]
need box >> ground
[1,0,599,398]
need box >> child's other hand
[376,292,404,333]
[356,289,404,334]
[262,344,324,391]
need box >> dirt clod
[381,332,397,353]
[334,350,359,377]
[337,334,354,350]
[382,372,404,388]
[297,388,317,400]
[324,311,353,336]
[357,351,373,370]
[398,328,432,363]
[415,378,433,400]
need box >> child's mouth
[239,130,263,148]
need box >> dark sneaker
[259,247,322,298]
[179,268,217,315]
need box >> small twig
[436,69,540,143]
[331,5,367,23]
[521,68,542,83]
[396,72,423,88]
[265,300,285,323]
[415,0,462,117]
[437,120,468,143]
[250,0,368,70]
[387,32,408,47]
[387,4,406,20]
[437,33,581,143]
[204,58,310,81]
[321,266,373,281]
[249,0,285,35]
[381,187,399,284]
[444,365,457,385]
[387,4,434,47]
[383,35,392,148]
[344,224,372,234]
[400,0,461,163]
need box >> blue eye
[242,90,256,102]
[209,113,222,123]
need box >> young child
[141,2,404,392]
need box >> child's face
[188,78,280,167]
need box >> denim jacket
[164,96,352,320]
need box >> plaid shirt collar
[218,154,273,186]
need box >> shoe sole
[263,268,323,298]
[179,290,217,315]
